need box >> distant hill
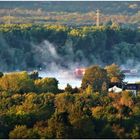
[0,1,140,15]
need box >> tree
[131,125,140,139]
[34,78,58,93]
[0,72,3,78]
[85,85,93,95]
[120,91,133,107]
[105,63,125,83]
[72,117,95,138]
[9,125,39,139]
[81,65,109,93]
[99,124,116,138]
[46,112,73,139]
[0,71,34,93]
[92,106,104,119]
[112,124,126,138]
[29,71,39,80]
[65,84,73,94]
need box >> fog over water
[39,71,81,89]
[39,70,81,89]
[37,40,140,89]
[39,70,140,89]
[3,39,140,89]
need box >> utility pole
[96,9,100,27]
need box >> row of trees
[0,71,59,94]
[0,63,124,94]
[0,24,140,71]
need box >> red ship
[74,67,139,79]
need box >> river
[39,71,140,89]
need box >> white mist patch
[32,40,61,67]
[32,39,84,89]
[39,70,81,89]
[43,40,60,59]
[33,40,140,89]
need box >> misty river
[39,70,81,89]
[39,71,140,89]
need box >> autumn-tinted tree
[9,125,39,139]
[34,78,58,93]
[0,71,34,93]
[81,65,109,93]
[105,63,125,83]
[46,112,73,139]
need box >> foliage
[9,125,39,139]
[0,22,139,138]
[0,24,140,71]
[105,63,125,83]
[0,71,34,93]
[34,78,58,93]
[81,65,109,93]
[46,112,73,139]
[0,72,3,77]
[64,84,73,94]
[0,85,139,138]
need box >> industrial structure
[96,9,100,27]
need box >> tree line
[0,24,140,71]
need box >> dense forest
[0,64,140,139]
[0,24,140,71]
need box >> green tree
[9,125,39,139]
[81,65,109,93]
[99,124,116,138]
[65,84,73,93]
[0,72,3,77]
[34,78,58,93]
[131,125,140,139]
[29,71,39,80]
[46,112,73,139]
[0,71,34,93]
[72,117,95,138]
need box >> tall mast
[8,9,11,24]
[96,9,100,27]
